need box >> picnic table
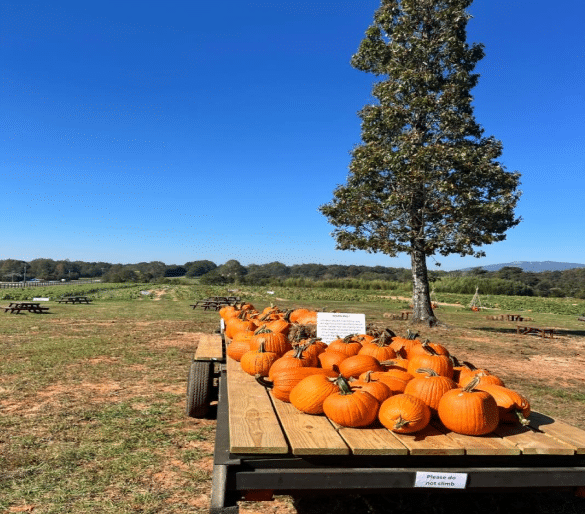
[190,296,241,311]
[516,325,555,338]
[3,301,50,314]
[506,314,524,321]
[186,333,585,514]
[400,310,413,320]
[57,296,93,304]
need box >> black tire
[186,360,213,418]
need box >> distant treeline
[2,258,585,299]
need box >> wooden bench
[206,349,585,513]
[516,325,554,338]
[400,310,413,320]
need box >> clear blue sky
[2,0,584,271]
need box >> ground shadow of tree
[476,326,585,337]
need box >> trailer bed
[192,334,585,513]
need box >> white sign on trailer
[316,312,366,344]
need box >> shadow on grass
[476,326,585,337]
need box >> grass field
[2,284,585,513]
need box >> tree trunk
[410,246,436,325]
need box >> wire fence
[0,280,97,289]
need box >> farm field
[2,283,585,514]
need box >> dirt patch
[152,289,167,301]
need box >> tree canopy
[320,0,521,324]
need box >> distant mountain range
[463,261,585,272]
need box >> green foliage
[433,276,533,296]
[319,0,521,322]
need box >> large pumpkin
[328,335,363,357]
[338,354,382,379]
[239,342,279,377]
[476,384,531,425]
[322,376,379,428]
[268,345,316,380]
[250,328,292,356]
[350,371,392,404]
[289,373,339,414]
[407,345,453,379]
[257,367,338,403]
[378,394,431,434]
[403,368,456,416]
[437,377,499,436]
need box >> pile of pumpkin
[220,304,530,436]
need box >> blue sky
[2,0,584,270]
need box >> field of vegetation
[2,283,585,513]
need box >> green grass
[2,283,585,514]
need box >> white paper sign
[414,471,468,489]
[316,312,366,344]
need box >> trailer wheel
[186,360,213,418]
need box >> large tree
[320,0,521,324]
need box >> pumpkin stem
[462,375,481,392]
[415,367,438,377]
[292,345,306,359]
[255,374,273,389]
[254,325,268,335]
[394,415,411,430]
[515,409,530,426]
[405,329,419,340]
[334,375,354,395]
[462,361,479,370]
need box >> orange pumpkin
[407,345,453,379]
[323,376,379,428]
[476,384,530,425]
[289,373,339,414]
[378,394,431,434]
[328,335,363,357]
[226,331,254,361]
[437,377,499,435]
[338,354,382,379]
[268,345,316,380]
[403,368,456,415]
[240,342,279,377]
[257,367,338,403]
[318,350,348,371]
[358,334,397,361]
[350,371,392,404]
[250,328,292,356]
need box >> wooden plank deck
[224,357,585,458]
[226,358,289,454]
[194,333,224,361]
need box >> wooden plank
[270,394,350,455]
[431,421,521,455]
[528,411,585,454]
[194,333,223,361]
[335,425,409,455]
[390,424,464,455]
[226,358,289,454]
[494,422,577,455]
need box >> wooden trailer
[186,332,585,514]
